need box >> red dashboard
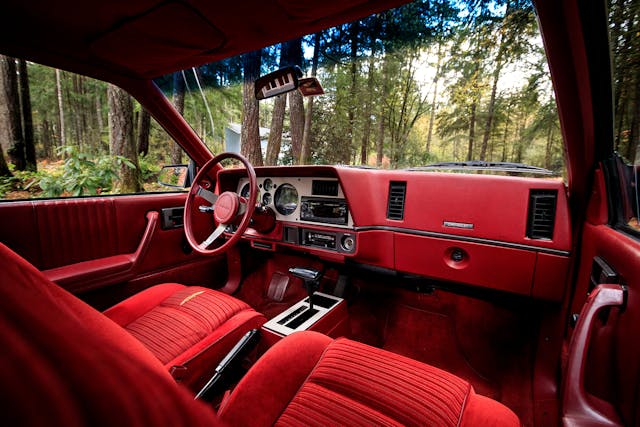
[219,166,571,301]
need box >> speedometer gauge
[240,183,259,201]
[274,183,298,215]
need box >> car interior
[0,0,639,426]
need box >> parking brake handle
[288,267,322,310]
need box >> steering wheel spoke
[196,185,218,205]
[199,223,227,249]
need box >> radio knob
[341,235,355,252]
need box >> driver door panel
[0,193,225,306]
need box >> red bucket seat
[0,243,519,426]
[103,283,265,389]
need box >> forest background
[0,0,637,199]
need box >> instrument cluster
[236,177,353,229]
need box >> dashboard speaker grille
[387,181,407,220]
[527,189,557,240]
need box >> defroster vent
[526,189,557,240]
[387,181,407,220]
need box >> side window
[0,58,188,200]
[608,0,640,232]
[615,156,640,232]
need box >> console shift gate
[288,267,322,310]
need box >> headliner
[0,0,407,82]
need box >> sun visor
[90,2,224,77]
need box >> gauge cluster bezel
[237,177,354,229]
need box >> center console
[261,292,349,348]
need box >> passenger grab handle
[562,284,626,427]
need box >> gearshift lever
[288,267,321,310]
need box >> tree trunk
[107,84,141,193]
[480,63,503,161]
[514,117,526,163]
[300,96,314,163]
[289,91,304,164]
[544,125,554,169]
[241,49,263,166]
[266,42,289,166]
[137,108,150,156]
[626,75,640,161]
[426,41,443,154]
[360,43,376,165]
[376,54,391,167]
[55,69,65,150]
[1,56,25,170]
[0,147,10,176]
[467,100,477,161]
[17,59,36,171]
[286,38,305,164]
[42,120,53,159]
[501,108,510,162]
[265,95,286,165]
[301,32,321,165]
[95,88,104,148]
[345,22,359,165]
[171,72,185,164]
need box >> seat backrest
[0,243,221,426]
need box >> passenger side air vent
[526,190,557,240]
[387,181,407,220]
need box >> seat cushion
[218,331,520,427]
[0,242,222,427]
[104,283,266,390]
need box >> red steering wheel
[184,152,257,256]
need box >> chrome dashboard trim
[354,226,571,256]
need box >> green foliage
[35,146,136,197]
[0,176,16,198]
[0,165,44,198]
[138,155,162,182]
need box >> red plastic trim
[219,245,242,295]
[562,284,625,426]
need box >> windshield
[154,0,563,176]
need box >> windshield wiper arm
[406,161,555,175]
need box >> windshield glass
[154,0,563,176]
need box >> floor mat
[383,303,498,399]
[347,284,536,426]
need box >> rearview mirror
[158,165,188,188]
[255,66,303,100]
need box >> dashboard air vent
[312,180,339,196]
[387,181,407,220]
[526,190,557,240]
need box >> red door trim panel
[43,211,159,293]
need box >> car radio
[300,197,348,225]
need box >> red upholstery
[0,242,221,427]
[0,242,518,426]
[219,331,520,426]
[104,283,266,389]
